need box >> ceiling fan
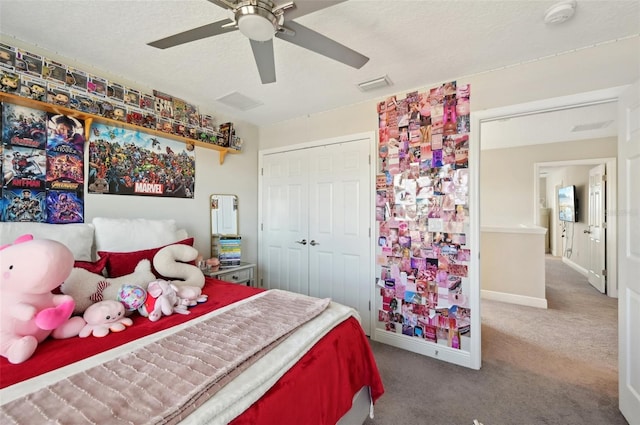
[148,0,369,84]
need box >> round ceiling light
[236,5,278,41]
[544,0,577,25]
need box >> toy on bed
[79,300,133,338]
[138,279,183,321]
[153,244,205,288]
[0,235,86,364]
[61,259,156,314]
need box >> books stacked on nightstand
[216,235,242,268]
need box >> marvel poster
[87,123,195,198]
[1,103,85,223]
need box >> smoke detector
[544,0,577,25]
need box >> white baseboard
[481,289,548,309]
[561,257,589,277]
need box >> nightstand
[204,262,256,287]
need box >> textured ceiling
[0,0,638,128]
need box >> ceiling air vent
[216,91,263,111]
[357,75,392,92]
[570,120,614,132]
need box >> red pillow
[74,256,108,275]
[98,238,195,278]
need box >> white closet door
[261,148,310,296]
[308,140,372,334]
[260,135,373,335]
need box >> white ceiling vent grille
[357,75,392,92]
[571,120,614,132]
[216,92,263,111]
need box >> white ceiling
[0,0,638,132]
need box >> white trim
[562,256,589,277]
[481,290,548,309]
[373,329,473,368]
[472,84,630,370]
[481,225,547,235]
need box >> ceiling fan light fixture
[236,4,278,42]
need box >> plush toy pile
[0,235,209,364]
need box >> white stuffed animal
[153,244,204,289]
[61,259,155,314]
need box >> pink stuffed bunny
[0,235,86,364]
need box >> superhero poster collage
[376,81,471,350]
[0,103,84,223]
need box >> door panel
[262,149,310,295]
[308,140,372,334]
[587,164,606,293]
[261,137,373,335]
[618,80,640,424]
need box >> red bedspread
[0,279,384,424]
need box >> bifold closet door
[261,138,372,334]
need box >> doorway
[534,158,617,298]
[472,85,626,370]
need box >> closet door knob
[295,239,307,245]
[310,240,319,246]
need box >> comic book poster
[87,123,195,198]
[46,189,83,223]
[46,113,84,193]
[1,103,47,148]
[1,188,47,222]
[2,144,46,190]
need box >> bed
[0,219,384,424]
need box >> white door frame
[471,85,627,369]
[533,158,617,298]
[258,131,377,333]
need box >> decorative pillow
[0,222,94,261]
[74,256,108,275]
[98,238,194,278]
[92,217,185,253]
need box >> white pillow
[92,217,186,253]
[0,222,94,261]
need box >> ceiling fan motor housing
[235,0,279,41]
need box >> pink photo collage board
[376,81,471,349]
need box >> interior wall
[259,37,639,150]
[480,137,616,227]
[0,36,261,262]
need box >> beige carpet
[364,256,626,425]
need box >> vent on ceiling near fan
[571,120,614,132]
[216,92,263,111]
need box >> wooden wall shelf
[0,92,238,164]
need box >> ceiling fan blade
[284,0,347,20]
[148,18,236,49]
[250,39,276,84]
[276,21,368,69]
[206,0,235,10]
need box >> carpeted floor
[364,256,626,425]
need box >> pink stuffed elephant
[0,235,86,364]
